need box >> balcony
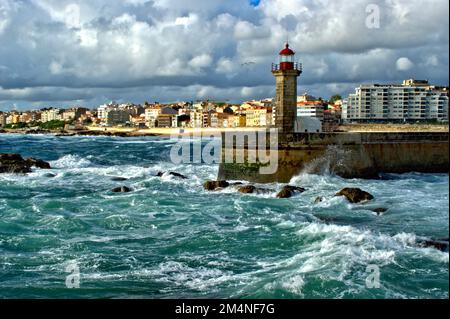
[272,62,303,72]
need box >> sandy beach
[84,126,267,136]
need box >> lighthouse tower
[272,43,302,133]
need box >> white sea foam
[50,154,92,169]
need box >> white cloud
[0,18,8,34]
[175,13,198,27]
[0,0,20,34]
[77,29,98,47]
[189,54,213,69]
[216,58,236,74]
[396,57,414,71]
[234,20,269,40]
[33,1,82,28]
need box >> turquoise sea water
[0,134,448,299]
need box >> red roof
[279,43,295,55]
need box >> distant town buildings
[1,79,448,131]
[342,79,449,123]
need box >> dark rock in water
[203,180,230,191]
[372,207,388,215]
[44,173,57,178]
[25,157,51,169]
[156,171,187,179]
[336,188,374,203]
[25,129,50,135]
[56,133,76,137]
[111,177,128,182]
[1,153,24,162]
[168,171,187,179]
[238,185,257,194]
[276,185,306,198]
[314,196,324,204]
[417,238,449,252]
[112,186,132,193]
[112,132,128,137]
[238,185,273,195]
[1,153,50,173]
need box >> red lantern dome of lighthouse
[276,42,297,71]
[272,42,302,73]
[279,43,295,56]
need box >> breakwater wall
[218,132,449,183]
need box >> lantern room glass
[280,54,294,63]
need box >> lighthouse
[272,43,302,133]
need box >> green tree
[39,120,65,130]
[4,122,28,129]
[329,95,342,104]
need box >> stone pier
[218,131,449,183]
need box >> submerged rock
[203,180,230,191]
[44,173,57,178]
[371,207,388,215]
[276,185,306,198]
[0,153,51,174]
[156,171,188,179]
[314,196,324,204]
[111,177,128,182]
[336,188,374,203]
[111,186,132,193]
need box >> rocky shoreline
[0,129,162,137]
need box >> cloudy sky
[0,0,448,110]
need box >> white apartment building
[342,79,449,122]
[41,109,61,122]
[145,107,162,122]
[296,94,325,120]
[297,103,324,119]
[97,104,109,121]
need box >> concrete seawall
[218,132,449,183]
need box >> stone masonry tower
[272,43,302,133]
